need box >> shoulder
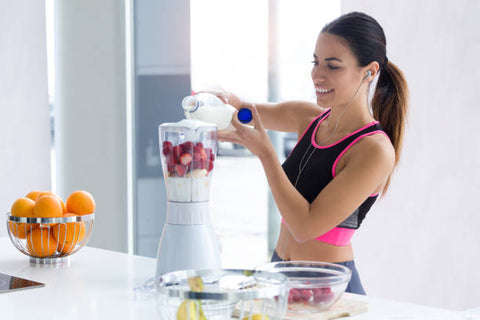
[279,101,325,135]
[278,100,324,117]
[347,132,395,174]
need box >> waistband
[272,250,357,267]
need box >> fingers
[216,129,237,141]
[216,130,244,145]
[217,88,230,104]
[251,105,264,130]
[196,88,229,104]
[194,87,245,108]
[229,110,244,131]
[218,136,245,146]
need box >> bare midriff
[275,223,354,263]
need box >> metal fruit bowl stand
[6,213,94,264]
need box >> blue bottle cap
[237,108,253,124]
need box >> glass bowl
[154,269,288,320]
[6,213,94,264]
[256,261,352,313]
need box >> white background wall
[0,0,51,236]
[342,0,480,310]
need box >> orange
[57,241,76,255]
[59,200,67,213]
[66,190,95,215]
[8,222,35,239]
[34,191,54,201]
[54,195,67,214]
[11,197,35,217]
[34,191,67,213]
[52,213,86,246]
[26,228,57,257]
[25,191,42,201]
[33,195,63,218]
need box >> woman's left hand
[217,105,276,160]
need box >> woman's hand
[217,105,276,160]
[198,88,243,109]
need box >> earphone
[364,70,372,80]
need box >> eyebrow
[313,54,343,62]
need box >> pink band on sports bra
[281,219,354,246]
[286,109,331,158]
[331,130,390,178]
[314,227,355,246]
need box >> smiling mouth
[316,88,334,94]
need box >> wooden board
[232,295,368,320]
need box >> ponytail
[371,60,409,194]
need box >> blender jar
[159,119,217,202]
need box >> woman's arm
[243,100,322,133]
[208,89,322,133]
[218,106,395,243]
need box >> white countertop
[0,237,470,319]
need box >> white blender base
[156,223,221,277]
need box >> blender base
[156,223,221,277]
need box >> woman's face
[311,32,366,108]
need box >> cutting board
[232,295,368,320]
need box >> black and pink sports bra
[281,108,388,246]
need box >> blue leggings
[270,250,366,295]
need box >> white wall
[341,0,480,310]
[55,0,130,252]
[0,0,51,236]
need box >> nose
[311,65,324,82]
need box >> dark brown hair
[322,12,409,194]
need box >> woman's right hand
[198,88,243,109]
[217,105,275,160]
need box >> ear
[364,61,380,81]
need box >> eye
[311,60,319,66]
[327,64,340,70]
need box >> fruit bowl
[154,269,288,320]
[255,261,352,313]
[6,213,94,264]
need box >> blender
[155,119,221,277]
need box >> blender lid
[160,118,217,130]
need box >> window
[190,0,340,267]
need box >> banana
[187,276,204,292]
[176,300,206,320]
[242,315,269,320]
[176,276,207,320]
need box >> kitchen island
[0,237,466,319]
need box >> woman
[216,11,408,294]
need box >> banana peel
[176,276,207,320]
[242,315,269,320]
[176,300,207,320]
[187,276,204,292]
